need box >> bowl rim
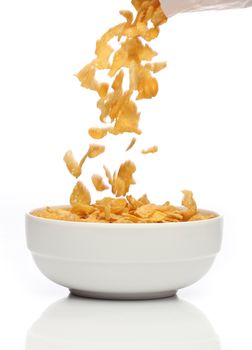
[26,205,223,228]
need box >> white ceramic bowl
[26,208,223,300]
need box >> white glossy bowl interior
[26,207,223,300]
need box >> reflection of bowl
[26,208,223,299]
[26,296,221,350]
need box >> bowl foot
[69,289,177,300]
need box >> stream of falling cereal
[33,0,217,223]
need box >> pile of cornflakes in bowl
[32,0,218,224]
[33,190,216,223]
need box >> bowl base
[69,289,177,300]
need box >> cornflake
[88,128,108,140]
[126,137,137,151]
[92,175,109,192]
[142,145,158,154]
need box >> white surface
[0,0,252,348]
[26,212,223,298]
[160,0,252,17]
[25,296,222,349]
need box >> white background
[0,0,252,349]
